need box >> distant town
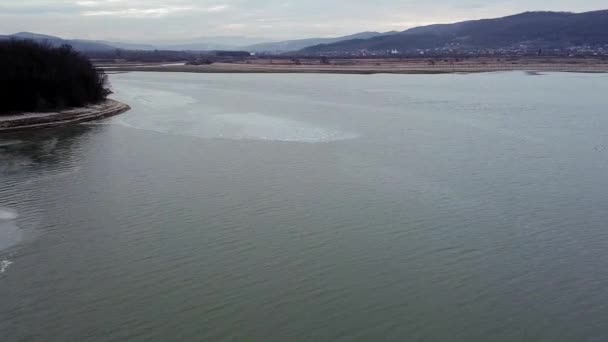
[287,44,608,58]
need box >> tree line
[87,49,251,63]
[0,40,110,115]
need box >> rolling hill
[0,31,398,53]
[244,31,398,53]
[0,32,116,52]
[4,10,607,56]
[0,32,267,52]
[300,10,608,55]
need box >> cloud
[75,1,104,7]
[82,7,195,18]
[206,4,229,12]
[1,0,606,40]
[77,1,229,18]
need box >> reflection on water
[0,125,93,174]
[0,140,23,147]
[0,125,96,254]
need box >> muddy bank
[0,100,130,133]
[99,57,608,75]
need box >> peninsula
[0,40,129,132]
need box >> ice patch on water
[112,86,197,108]
[0,260,13,273]
[0,208,18,221]
[209,113,357,143]
[0,209,21,251]
[119,112,357,143]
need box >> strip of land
[99,57,608,74]
[0,99,130,133]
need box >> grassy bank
[98,57,608,75]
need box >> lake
[1,72,608,341]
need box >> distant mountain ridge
[243,32,398,53]
[0,32,263,51]
[0,31,398,53]
[300,10,608,54]
[3,10,608,55]
[0,32,116,52]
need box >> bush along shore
[0,40,129,131]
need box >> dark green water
[1,72,608,341]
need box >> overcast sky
[0,1,605,41]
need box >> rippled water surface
[1,72,608,341]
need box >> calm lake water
[1,72,608,341]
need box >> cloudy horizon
[0,1,606,42]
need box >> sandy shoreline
[99,57,608,75]
[0,99,130,133]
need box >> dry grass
[99,57,608,75]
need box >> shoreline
[0,99,131,133]
[98,57,608,75]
